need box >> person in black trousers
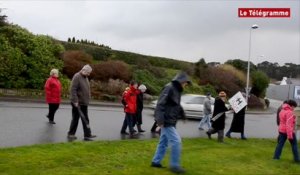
[67,65,96,141]
[135,84,147,132]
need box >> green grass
[0,138,299,175]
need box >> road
[0,101,285,148]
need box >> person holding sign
[226,92,247,140]
[226,107,247,140]
[206,91,229,142]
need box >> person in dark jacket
[120,81,139,136]
[225,107,247,139]
[135,84,147,132]
[151,72,191,174]
[206,91,229,142]
[44,69,62,124]
[67,65,96,141]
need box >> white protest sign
[228,91,247,113]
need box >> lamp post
[245,24,259,107]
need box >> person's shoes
[151,162,165,168]
[130,132,138,136]
[132,129,137,133]
[225,133,231,138]
[241,137,247,140]
[46,115,49,119]
[121,131,129,135]
[85,135,97,138]
[49,121,56,124]
[198,127,204,130]
[67,135,77,139]
[84,137,94,141]
[138,129,145,133]
[206,132,211,139]
[170,166,186,174]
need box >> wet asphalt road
[0,101,284,148]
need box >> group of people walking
[120,80,147,136]
[45,65,97,141]
[198,91,247,143]
[44,66,299,174]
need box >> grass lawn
[0,138,299,175]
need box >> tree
[72,37,75,43]
[194,58,209,84]
[251,70,269,97]
[225,59,256,72]
[0,9,8,26]
[0,25,64,89]
[67,37,71,42]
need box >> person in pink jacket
[273,100,299,162]
[44,69,62,124]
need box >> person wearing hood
[120,80,139,136]
[151,72,191,174]
[67,64,96,141]
[273,100,299,163]
[44,69,62,124]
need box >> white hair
[50,69,59,76]
[81,64,93,74]
[138,84,147,92]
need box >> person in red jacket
[120,81,138,136]
[273,99,299,162]
[44,69,62,124]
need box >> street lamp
[245,24,259,107]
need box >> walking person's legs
[136,111,145,132]
[273,133,287,159]
[217,130,224,142]
[47,103,59,124]
[126,113,135,135]
[79,105,94,139]
[152,127,168,167]
[165,127,185,173]
[289,133,300,162]
[68,103,80,139]
[121,114,128,134]
[151,121,158,133]
[198,115,208,130]
[225,129,232,138]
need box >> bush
[90,79,128,96]
[61,41,112,61]
[92,60,131,82]
[251,71,269,98]
[0,25,64,89]
[62,50,93,78]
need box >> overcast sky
[1,0,299,65]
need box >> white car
[150,94,215,119]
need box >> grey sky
[1,0,299,65]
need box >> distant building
[207,62,221,67]
[266,77,300,105]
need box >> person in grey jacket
[67,65,96,141]
[151,72,190,174]
[198,92,212,130]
